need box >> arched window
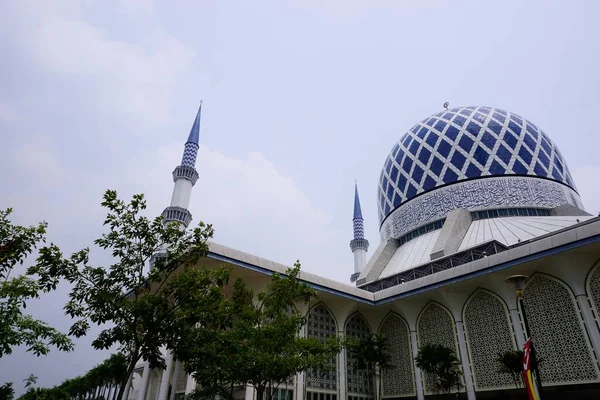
[463,290,516,390]
[306,304,338,400]
[587,264,600,332]
[417,303,459,395]
[345,313,374,400]
[524,275,599,384]
[379,314,415,397]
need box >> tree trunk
[112,384,119,400]
[255,385,265,400]
[117,356,140,400]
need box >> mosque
[128,104,600,400]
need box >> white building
[131,104,600,400]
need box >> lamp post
[505,275,543,396]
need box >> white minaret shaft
[350,182,369,282]
[162,102,202,228]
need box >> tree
[166,263,341,400]
[496,350,524,389]
[345,333,393,400]
[23,375,37,391]
[0,208,73,358]
[0,382,14,400]
[29,190,214,400]
[415,343,462,399]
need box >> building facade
[130,105,600,400]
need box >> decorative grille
[306,305,338,393]
[417,303,459,395]
[588,265,600,331]
[379,314,415,397]
[175,363,187,393]
[345,313,374,398]
[524,275,599,384]
[463,290,516,390]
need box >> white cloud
[127,143,351,281]
[0,102,18,122]
[115,0,154,15]
[573,166,600,216]
[4,0,194,125]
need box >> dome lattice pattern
[378,106,576,223]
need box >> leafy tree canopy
[166,263,341,400]
[0,208,73,358]
[29,190,214,400]
[415,343,463,396]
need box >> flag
[523,338,541,400]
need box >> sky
[1,0,600,393]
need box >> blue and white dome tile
[378,106,576,223]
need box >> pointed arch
[417,302,459,395]
[306,303,338,396]
[462,289,516,390]
[345,312,374,399]
[378,313,415,398]
[524,273,599,385]
[586,259,600,333]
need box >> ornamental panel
[379,314,415,397]
[346,313,374,398]
[463,290,516,390]
[524,275,599,384]
[417,303,459,395]
[306,305,338,393]
[589,265,600,331]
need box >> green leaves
[0,209,73,359]
[27,190,214,400]
[167,262,341,400]
[415,343,463,395]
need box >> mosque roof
[378,106,577,226]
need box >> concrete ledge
[508,244,531,261]
[551,229,578,248]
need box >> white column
[577,294,600,360]
[509,307,526,349]
[295,373,304,400]
[136,364,151,400]
[184,374,196,395]
[244,385,254,400]
[123,372,134,400]
[339,347,346,400]
[455,321,476,400]
[167,362,179,400]
[157,353,173,400]
[409,330,425,400]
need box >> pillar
[409,330,425,400]
[339,339,347,400]
[576,294,600,360]
[509,307,526,348]
[136,364,151,400]
[295,373,304,400]
[455,321,476,400]
[157,353,173,400]
[184,374,196,395]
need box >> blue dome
[378,106,577,225]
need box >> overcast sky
[2,0,600,393]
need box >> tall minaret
[350,182,369,282]
[162,102,202,228]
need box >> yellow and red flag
[523,338,541,400]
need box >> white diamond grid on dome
[378,106,576,224]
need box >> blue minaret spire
[162,101,203,228]
[353,181,364,239]
[350,182,369,282]
[181,102,201,167]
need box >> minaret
[162,102,202,228]
[350,182,369,282]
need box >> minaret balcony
[172,165,199,185]
[350,238,369,252]
[162,206,193,228]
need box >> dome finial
[443,101,449,110]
